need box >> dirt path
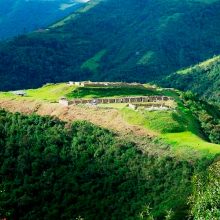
[0,99,155,137]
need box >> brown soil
[0,99,155,137]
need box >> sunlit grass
[1,82,220,158]
[121,107,220,157]
[67,86,160,99]
[51,0,101,28]
[26,83,77,101]
[0,92,15,99]
[176,55,220,75]
[121,108,185,134]
[98,103,128,109]
[162,132,220,156]
[0,83,77,102]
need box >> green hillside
[0,0,84,39]
[159,56,220,103]
[0,109,215,220]
[1,0,220,218]
[66,85,160,98]
[0,83,158,101]
[0,83,76,102]
[120,93,220,158]
[1,82,220,158]
[0,83,220,219]
[1,0,220,90]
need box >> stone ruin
[67,81,143,87]
[11,90,27,96]
[59,96,174,108]
[59,97,69,107]
[128,103,173,111]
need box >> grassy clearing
[98,103,128,109]
[137,51,155,65]
[2,82,219,157]
[0,83,77,102]
[51,0,101,28]
[67,86,160,99]
[121,106,220,157]
[121,108,186,134]
[0,92,15,100]
[162,132,220,157]
[26,83,77,102]
[81,50,106,73]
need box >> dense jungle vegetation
[0,0,220,90]
[189,161,220,219]
[0,109,215,220]
[181,92,220,144]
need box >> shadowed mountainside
[0,0,85,39]
[0,0,220,90]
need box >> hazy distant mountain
[0,0,87,39]
[0,0,220,91]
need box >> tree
[190,161,220,220]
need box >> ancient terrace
[67,81,146,87]
[58,81,174,110]
[59,96,173,107]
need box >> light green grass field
[51,0,101,28]
[1,82,220,157]
[67,85,160,99]
[98,103,128,109]
[121,107,220,157]
[0,92,15,99]
[121,108,186,133]
[0,83,77,102]
[26,83,77,101]
[0,82,161,101]
[162,132,220,156]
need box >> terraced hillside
[1,82,220,159]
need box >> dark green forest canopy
[0,109,211,219]
[1,0,220,90]
[158,56,220,104]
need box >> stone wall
[128,102,173,110]
[70,81,143,87]
[69,96,173,105]
[59,98,69,107]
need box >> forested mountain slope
[159,56,220,103]
[0,109,216,219]
[0,0,85,39]
[1,0,220,90]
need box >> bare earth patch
[0,99,155,137]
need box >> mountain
[1,82,220,219]
[159,56,220,103]
[1,0,220,218]
[0,0,220,91]
[1,82,220,154]
[0,0,87,40]
[0,109,206,219]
